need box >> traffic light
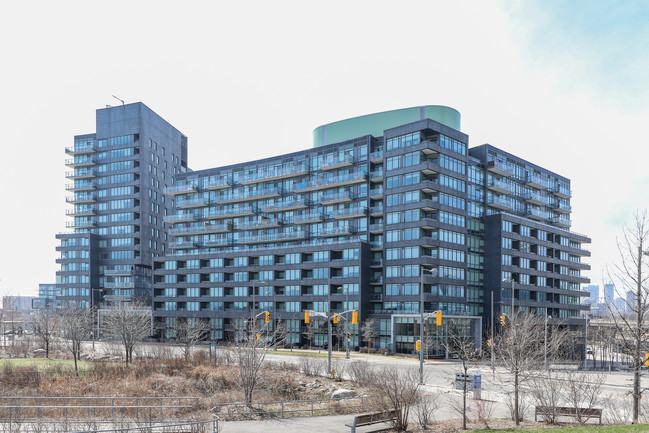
[487,339,492,347]
[256,334,260,341]
[352,310,358,325]
[500,314,506,326]
[333,314,338,324]
[416,340,421,351]
[347,332,351,339]
[436,311,442,326]
[304,311,310,324]
[264,312,270,323]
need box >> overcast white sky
[0,1,647,299]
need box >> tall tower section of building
[56,103,187,307]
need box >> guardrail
[69,417,220,433]
[0,397,199,422]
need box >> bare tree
[365,365,420,432]
[494,311,548,425]
[606,210,649,424]
[229,317,282,406]
[101,301,151,365]
[174,317,208,361]
[444,319,478,430]
[413,390,440,430]
[361,318,377,349]
[31,308,58,358]
[302,319,317,350]
[58,308,92,374]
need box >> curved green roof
[313,105,460,148]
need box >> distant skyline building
[614,297,626,314]
[603,283,615,306]
[583,284,599,305]
[626,289,637,313]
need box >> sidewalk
[220,413,358,433]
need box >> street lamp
[420,265,437,385]
[544,315,552,370]
[328,276,333,375]
[345,283,350,359]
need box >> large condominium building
[56,103,187,308]
[151,105,591,354]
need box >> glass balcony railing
[176,197,209,209]
[169,223,232,236]
[202,179,231,190]
[523,192,546,205]
[332,207,367,219]
[369,223,383,232]
[239,230,308,244]
[164,184,197,196]
[487,160,514,176]
[66,220,96,229]
[169,241,198,249]
[241,163,309,184]
[217,187,282,204]
[551,202,572,213]
[321,154,354,171]
[259,200,308,213]
[293,213,324,224]
[66,207,96,216]
[65,156,97,167]
[65,142,95,155]
[203,238,232,247]
[487,196,514,210]
[66,193,97,203]
[320,226,356,237]
[549,184,571,198]
[65,168,96,179]
[487,179,513,194]
[204,206,256,219]
[320,191,354,204]
[369,206,384,215]
[237,219,282,230]
[293,172,367,192]
[525,208,550,221]
[66,181,96,192]
[369,151,383,162]
[526,173,548,189]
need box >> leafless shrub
[365,365,420,431]
[473,398,496,429]
[347,359,374,384]
[101,301,151,364]
[299,356,326,377]
[529,370,565,424]
[504,391,531,423]
[563,370,605,424]
[604,393,633,424]
[414,391,440,430]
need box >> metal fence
[68,417,220,433]
[214,395,382,419]
[0,397,200,422]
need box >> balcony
[486,196,514,211]
[259,199,308,213]
[487,179,513,195]
[551,202,572,214]
[525,208,550,221]
[66,220,96,229]
[169,241,199,249]
[202,179,231,190]
[320,226,355,237]
[293,172,367,192]
[203,238,232,247]
[217,187,282,204]
[105,269,134,276]
[321,154,354,171]
[237,219,282,230]
[370,242,383,250]
[523,192,546,206]
[164,213,196,224]
[332,207,367,219]
[369,187,384,199]
[104,281,136,289]
[526,173,547,189]
[66,168,96,179]
[370,294,383,301]
[370,276,383,284]
[204,206,256,219]
[169,222,232,236]
[65,143,95,155]
[320,191,353,205]
[487,160,514,177]
[549,216,572,228]
[66,208,96,217]
[369,170,384,182]
[176,197,209,209]
[66,181,96,192]
[65,156,96,167]
[164,184,198,196]
[239,230,308,244]
[369,206,383,216]
[293,213,324,224]
[369,151,383,163]
[241,163,309,184]
[549,184,571,199]
[66,193,97,204]
[370,259,383,267]
[369,223,383,233]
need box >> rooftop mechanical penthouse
[151,105,591,355]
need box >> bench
[345,409,399,433]
[535,406,603,424]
